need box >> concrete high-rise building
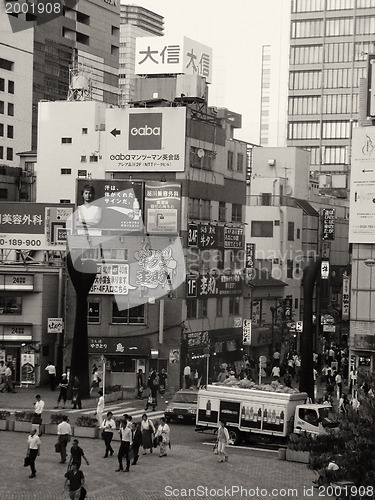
[287,0,375,197]
[119,5,164,105]
[0,0,120,157]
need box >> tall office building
[287,0,375,197]
[0,0,120,156]
[119,5,164,105]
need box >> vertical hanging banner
[342,276,350,320]
[243,319,252,345]
[322,208,335,240]
[144,181,181,234]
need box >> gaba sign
[129,113,162,150]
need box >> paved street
[0,385,334,500]
[0,428,327,500]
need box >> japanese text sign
[245,243,255,269]
[145,181,181,234]
[224,227,244,249]
[105,107,186,172]
[322,208,335,241]
[0,203,73,250]
[135,36,212,83]
[188,223,224,249]
[186,272,242,298]
[342,276,350,320]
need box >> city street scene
[1,0,375,499]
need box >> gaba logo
[129,113,162,150]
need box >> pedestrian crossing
[3,400,166,422]
[66,400,166,421]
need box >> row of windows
[0,147,13,161]
[188,199,242,223]
[186,297,241,319]
[324,67,366,89]
[0,79,14,94]
[289,68,366,90]
[290,41,372,65]
[288,121,352,140]
[306,146,348,166]
[289,94,359,116]
[292,15,375,39]
[293,0,372,12]
[88,302,145,324]
[251,220,300,241]
[289,71,322,90]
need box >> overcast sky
[125,0,290,144]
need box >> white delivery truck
[196,384,336,445]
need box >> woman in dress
[155,416,170,457]
[140,413,155,455]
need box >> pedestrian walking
[4,362,16,392]
[0,360,5,388]
[145,371,158,411]
[335,371,343,399]
[136,369,144,399]
[57,415,72,464]
[155,416,170,457]
[55,373,69,409]
[64,462,86,500]
[45,361,56,391]
[141,413,155,454]
[90,366,100,394]
[131,421,142,465]
[32,394,44,433]
[158,368,168,397]
[216,420,229,463]
[116,416,132,472]
[101,411,116,458]
[72,376,82,409]
[68,439,89,469]
[26,428,41,478]
[95,390,105,427]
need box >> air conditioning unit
[268,159,276,166]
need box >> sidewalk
[0,430,328,500]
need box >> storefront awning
[89,336,150,356]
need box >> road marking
[202,442,279,453]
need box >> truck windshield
[318,407,337,427]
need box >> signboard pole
[100,355,106,396]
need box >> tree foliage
[308,373,375,496]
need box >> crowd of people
[25,411,171,499]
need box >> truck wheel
[228,428,242,446]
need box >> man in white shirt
[57,415,72,464]
[27,428,41,478]
[45,362,56,391]
[33,394,45,426]
[116,414,133,472]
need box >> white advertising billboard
[349,127,375,243]
[105,107,186,172]
[135,36,212,83]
